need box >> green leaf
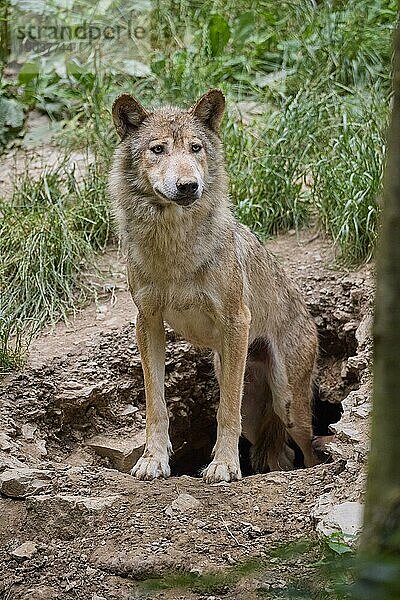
[325,533,354,555]
[66,59,85,80]
[18,62,40,85]
[326,540,353,555]
[209,14,230,57]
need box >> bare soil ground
[0,228,373,600]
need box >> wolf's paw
[202,460,242,484]
[131,455,170,481]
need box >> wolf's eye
[150,144,165,154]
[191,143,202,153]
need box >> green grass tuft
[0,162,111,373]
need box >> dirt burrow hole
[2,295,366,479]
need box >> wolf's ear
[112,94,149,139]
[191,89,225,133]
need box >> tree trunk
[361,24,400,554]
[0,0,10,67]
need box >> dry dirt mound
[0,233,373,600]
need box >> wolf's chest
[163,306,220,351]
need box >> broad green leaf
[326,539,353,555]
[209,14,230,57]
[18,62,40,84]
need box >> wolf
[108,89,322,483]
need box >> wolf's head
[111,90,225,207]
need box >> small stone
[356,314,372,346]
[353,404,372,418]
[121,404,139,416]
[11,541,37,560]
[87,432,145,472]
[343,320,358,332]
[62,380,83,390]
[332,423,363,443]
[35,439,47,456]
[165,493,201,516]
[0,468,52,498]
[58,494,121,511]
[0,433,12,451]
[19,586,56,599]
[21,424,37,441]
[193,519,206,528]
[325,502,363,537]
[0,453,25,471]
[66,448,95,467]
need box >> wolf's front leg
[131,313,172,480]
[203,305,251,484]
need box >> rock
[0,468,52,498]
[341,352,368,382]
[0,432,12,451]
[120,404,139,416]
[62,380,84,390]
[353,404,372,418]
[26,494,121,540]
[0,451,25,472]
[55,380,115,421]
[264,473,289,485]
[21,423,37,441]
[343,320,358,332]
[356,314,372,347]
[165,493,201,516]
[331,421,363,444]
[35,439,47,456]
[91,543,186,578]
[69,495,121,511]
[10,540,37,559]
[312,496,363,542]
[57,381,110,401]
[87,432,145,472]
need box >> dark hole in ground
[167,314,360,477]
[169,357,345,478]
[169,390,344,477]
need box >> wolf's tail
[250,405,295,473]
[249,380,332,473]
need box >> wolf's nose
[177,180,199,195]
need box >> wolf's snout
[176,180,199,195]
